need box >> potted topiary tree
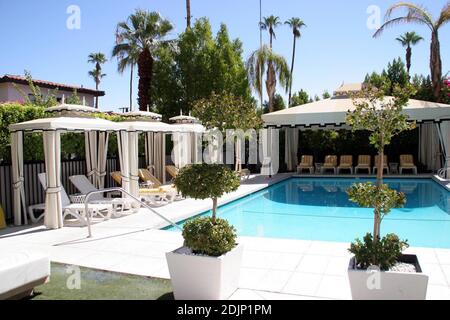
[166,163,242,300]
[346,86,428,300]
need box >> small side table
[69,193,86,204]
[315,163,324,174]
[389,162,399,175]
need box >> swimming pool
[165,178,450,248]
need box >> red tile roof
[0,74,105,96]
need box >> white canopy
[170,123,205,133]
[262,97,450,128]
[9,117,125,132]
[125,121,181,133]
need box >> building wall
[0,83,9,102]
[0,82,96,106]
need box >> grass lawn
[30,263,173,300]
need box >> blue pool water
[165,178,450,248]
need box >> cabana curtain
[43,131,63,229]
[260,128,279,176]
[144,132,154,172]
[145,132,166,183]
[419,123,441,172]
[285,128,299,172]
[437,122,450,178]
[11,131,26,225]
[85,131,109,189]
[154,133,166,183]
[117,131,130,193]
[191,133,202,164]
[128,132,139,197]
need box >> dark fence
[0,156,147,221]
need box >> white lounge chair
[0,250,50,300]
[69,175,135,216]
[138,169,180,202]
[27,173,113,226]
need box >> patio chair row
[297,154,418,175]
[27,168,182,226]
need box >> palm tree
[113,29,140,110]
[285,17,306,106]
[186,0,192,29]
[259,15,281,49]
[87,52,107,108]
[113,10,173,111]
[396,32,423,76]
[247,45,290,113]
[374,2,450,102]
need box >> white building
[0,74,104,107]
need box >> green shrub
[349,233,409,271]
[182,217,237,256]
[0,103,45,162]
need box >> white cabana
[170,113,205,168]
[9,115,127,229]
[262,83,450,174]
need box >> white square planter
[348,254,429,300]
[166,244,243,300]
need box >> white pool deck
[2,173,450,300]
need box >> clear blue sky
[1,0,449,111]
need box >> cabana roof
[171,123,205,133]
[9,116,126,132]
[9,116,205,133]
[262,95,450,128]
[125,121,181,132]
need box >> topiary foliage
[182,217,237,257]
[350,233,409,271]
[347,183,406,216]
[174,163,240,221]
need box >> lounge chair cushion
[401,163,416,167]
[0,250,50,299]
[323,163,335,167]
[139,187,166,194]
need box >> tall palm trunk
[406,45,411,78]
[430,31,442,102]
[288,36,297,106]
[95,81,99,108]
[95,62,100,108]
[269,30,273,49]
[266,65,276,113]
[186,0,191,29]
[129,64,134,111]
[137,48,153,111]
[267,31,275,112]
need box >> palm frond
[373,16,429,38]
[437,2,450,28]
[385,2,434,27]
